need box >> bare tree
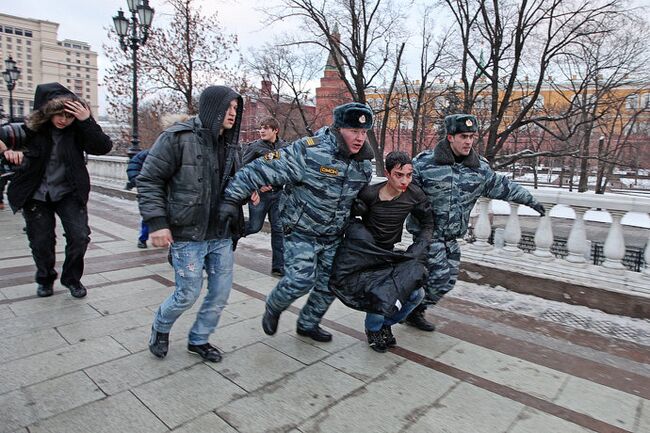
[266,0,410,172]
[441,0,629,165]
[103,0,239,126]
[398,6,452,156]
[247,41,324,138]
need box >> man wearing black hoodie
[6,82,112,298]
[137,85,245,363]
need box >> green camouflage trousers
[266,231,341,330]
[423,239,461,306]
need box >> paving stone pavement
[0,192,648,433]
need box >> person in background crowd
[5,82,112,298]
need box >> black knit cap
[445,114,478,135]
[198,85,243,142]
[333,102,373,129]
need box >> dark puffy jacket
[329,221,428,316]
[137,117,244,242]
[8,83,112,212]
[125,149,149,190]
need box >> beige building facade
[0,13,98,121]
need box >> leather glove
[351,198,369,217]
[217,197,241,238]
[531,202,546,217]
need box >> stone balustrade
[464,190,650,298]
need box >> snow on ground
[95,192,650,347]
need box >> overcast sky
[3,0,283,114]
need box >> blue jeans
[152,238,233,345]
[246,190,284,271]
[364,288,425,332]
[138,220,149,242]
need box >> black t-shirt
[358,181,433,250]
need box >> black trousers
[22,194,91,286]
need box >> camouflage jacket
[413,138,539,240]
[225,126,374,237]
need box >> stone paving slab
[509,408,596,433]
[298,361,457,433]
[0,371,105,433]
[406,381,524,433]
[210,342,306,392]
[0,336,129,394]
[132,363,246,429]
[0,328,68,364]
[28,391,168,433]
[0,303,101,339]
[170,412,238,433]
[85,347,202,395]
[217,362,366,433]
[554,375,642,431]
[436,340,569,400]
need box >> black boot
[403,305,435,332]
[365,328,388,353]
[149,326,169,359]
[296,325,332,342]
[262,305,281,335]
[36,283,54,297]
[381,325,396,347]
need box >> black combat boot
[296,325,332,342]
[262,305,281,335]
[403,305,435,332]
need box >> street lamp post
[113,0,154,158]
[2,56,21,123]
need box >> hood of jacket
[32,82,76,110]
[433,137,480,168]
[198,86,244,146]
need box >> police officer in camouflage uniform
[404,114,545,331]
[218,102,374,342]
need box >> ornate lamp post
[113,0,154,158]
[2,56,21,123]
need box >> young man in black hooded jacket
[137,85,246,363]
[5,82,112,298]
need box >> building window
[26,40,31,45]
[626,95,639,109]
[24,31,32,37]
[4,27,13,34]
[16,38,22,44]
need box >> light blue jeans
[152,238,233,345]
[364,288,425,332]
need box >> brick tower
[315,24,350,127]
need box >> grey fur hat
[445,114,478,135]
[333,102,373,129]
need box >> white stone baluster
[601,210,626,272]
[643,223,650,278]
[566,206,589,264]
[533,202,554,260]
[502,203,522,254]
[471,197,492,250]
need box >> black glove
[217,197,241,238]
[531,202,545,217]
[351,198,369,217]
